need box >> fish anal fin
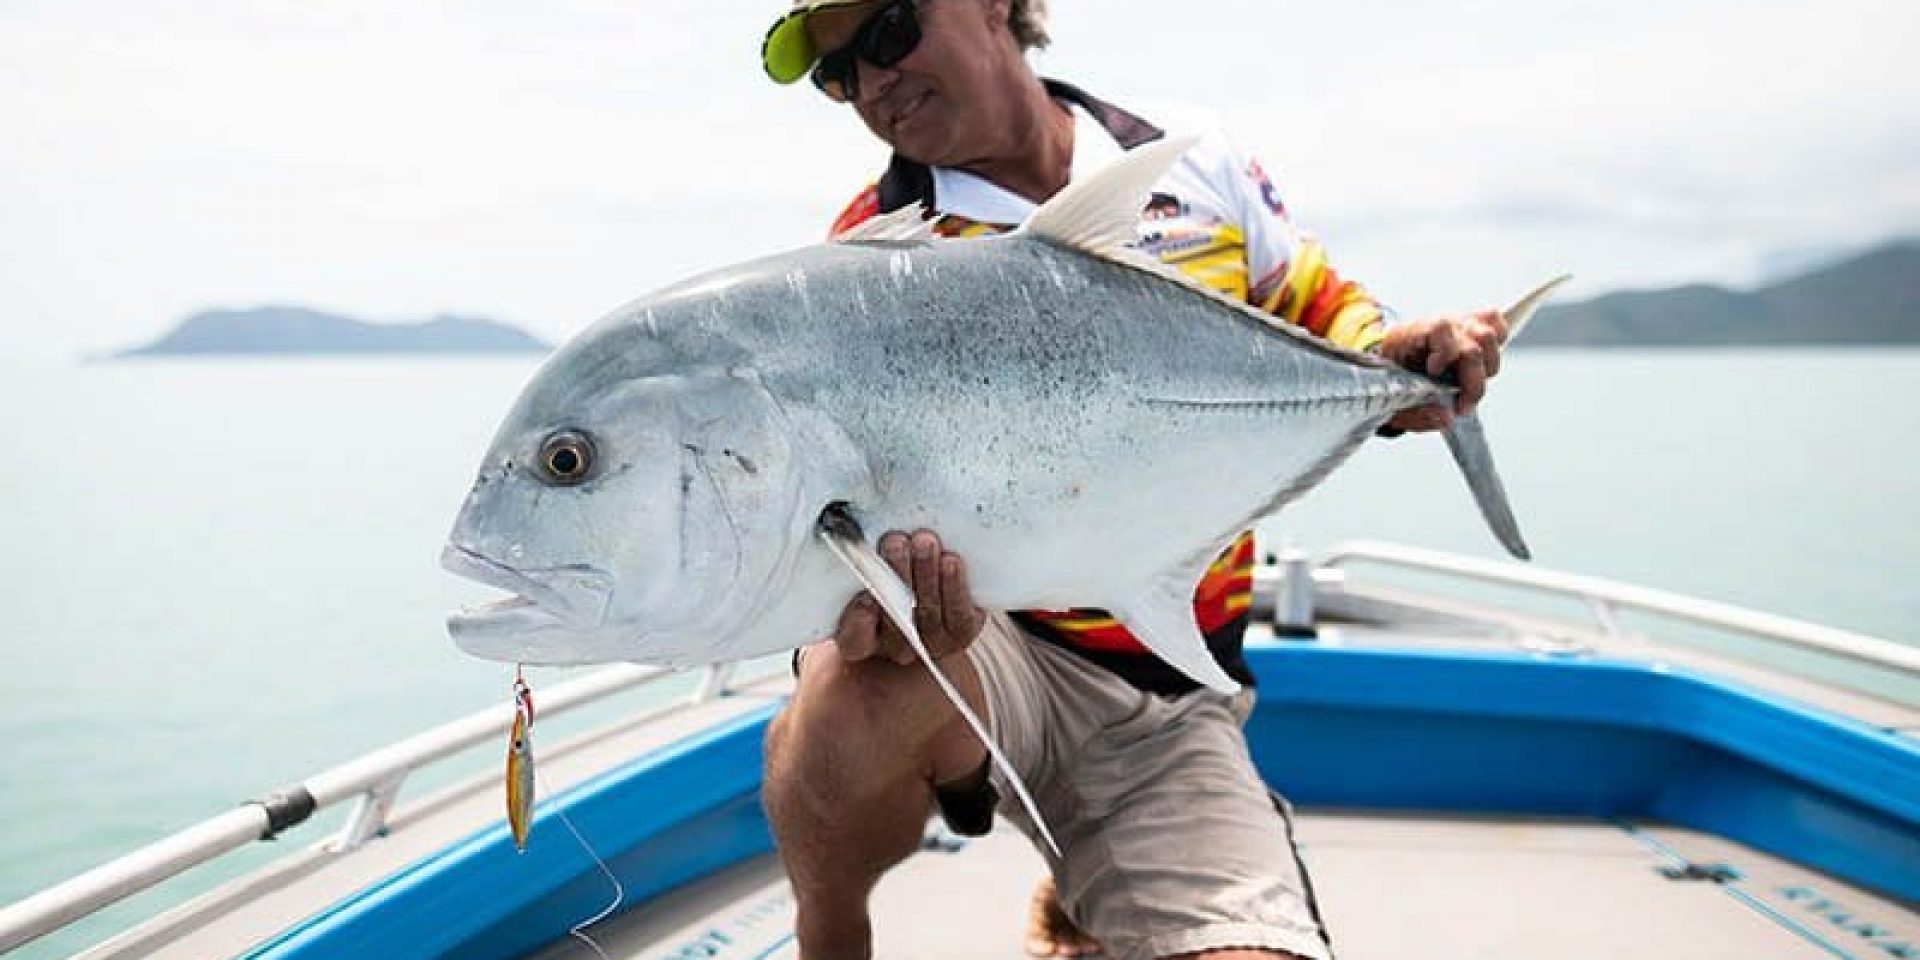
[813,508,1063,857]
[1113,560,1242,696]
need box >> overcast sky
[2,0,1915,358]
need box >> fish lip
[439,544,613,631]
[446,610,647,666]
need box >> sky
[1,0,1915,359]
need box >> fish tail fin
[1442,412,1530,560]
[1434,274,1571,561]
[1504,274,1574,344]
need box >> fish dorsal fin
[1023,135,1397,372]
[831,203,936,248]
[1023,135,1198,255]
[1112,547,1244,696]
[814,508,1063,858]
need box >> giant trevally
[441,137,1564,851]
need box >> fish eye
[537,430,595,486]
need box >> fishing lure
[506,666,535,852]
[502,667,626,958]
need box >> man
[756,2,1509,958]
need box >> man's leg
[1026,888,1321,960]
[1026,872,1101,957]
[991,650,1333,960]
[762,642,989,960]
[1167,951,1311,960]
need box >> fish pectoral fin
[814,508,1063,857]
[815,506,917,629]
[831,203,938,248]
[1114,571,1243,696]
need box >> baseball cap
[761,0,885,84]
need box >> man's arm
[1249,231,1390,354]
[828,183,883,239]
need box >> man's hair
[1009,0,1051,50]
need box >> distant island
[1522,239,1919,347]
[116,306,550,357]
[111,238,1916,355]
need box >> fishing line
[547,790,623,960]
[515,667,625,960]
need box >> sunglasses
[810,0,925,103]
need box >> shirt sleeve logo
[1246,160,1287,217]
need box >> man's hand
[1377,308,1509,433]
[831,529,986,666]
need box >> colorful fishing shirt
[831,80,1389,695]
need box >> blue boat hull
[243,644,1920,959]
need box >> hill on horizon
[115,305,550,357]
[1522,239,1919,347]
[112,237,1918,356]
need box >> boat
[3,540,1916,959]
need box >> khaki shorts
[965,612,1333,960]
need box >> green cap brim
[760,0,878,84]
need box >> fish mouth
[440,545,615,647]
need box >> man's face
[806,0,1015,168]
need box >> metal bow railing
[1315,539,1920,679]
[0,662,735,955]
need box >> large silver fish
[441,138,1562,849]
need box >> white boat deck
[550,811,1920,960]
